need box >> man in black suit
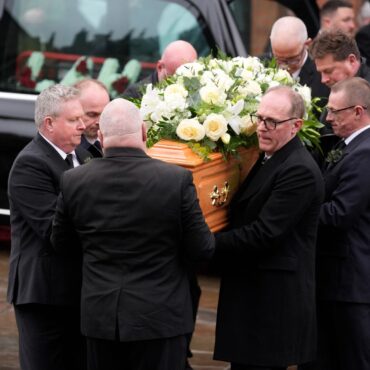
[309,30,370,167]
[75,79,110,158]
[51,98,214,370]
[7,84,91,370]
[270,16,330,111]
[311,77,370,370]
[213,86,325,369]
[123,40,197,99]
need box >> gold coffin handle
[210,181,230,207]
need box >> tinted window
[0,0,213,95]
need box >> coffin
[148,140,259,232]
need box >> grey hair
[266,85,306,118]
[34,84,80,128]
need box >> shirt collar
[39,132,76,159]
[344,124,370,145]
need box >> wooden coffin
[148,140,259,232]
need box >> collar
[39,132,75,159]
[344,124,370,145]
[104,146,148,158]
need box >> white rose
[164,83,188,99]
[199,84,227,105]
[238,80,262,97]
[239,115,257,136]
[176,118,205,141]
[221,133,231,144]
[203,113,228,141]
[274,69,294,84]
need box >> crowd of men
[6,1,370,370]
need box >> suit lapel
[236,137,303,204]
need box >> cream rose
[199,84,227,105]
[176,118,205,141]
[239,115,257,136]
[203,113,228,141]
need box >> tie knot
[94,140,102,150]
[65,153,74,168]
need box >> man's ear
[292,119,303,135]
[98,130,104,148]
[141,123,147,143]
[304,38,312,47]
[44,116,54,132]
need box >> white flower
[203,113,228,141]
[176,118,205,141]
[237,80,262,97]
[200,69,234,91]
[239,115,257,136]
[199,84,227,105]
[273,69,294,84]
[140,84,162,120]
[176,62,204,77]
[295,85,312,107]
[164,83,188,99]
[221,133,231,144]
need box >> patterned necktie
[65,153,74,168]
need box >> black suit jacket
[51,147,214,341]
[317,128,370,303]
[213,137,324,366]
[78,135,102,158]
[299,56,330,109]
[123,72,158,100]
[7,133,91,306]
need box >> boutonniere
[83,156,93,164]
[325,148,343,164]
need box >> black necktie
[65,153,74,168]
[334,139,346,150]
[94,140,102,151]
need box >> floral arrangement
[325,148,343,164]
[140,55,323,160]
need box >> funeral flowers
[140,55,322,160]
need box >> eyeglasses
[275,47,306,66]
[326,105,368,115]
[250,114,297,130]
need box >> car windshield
[0,0,216,96]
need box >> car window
[0,0,213,95]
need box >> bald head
[99,98,146,150]
[270,17,309,74]
[157,40,197,80]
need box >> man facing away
[123,39,197,99]
[75,79,110,158]
[51,98,215,370]
[213,86,324,370]
[309,77,370,370]
[7,84,90,370]
[270,16,329,112]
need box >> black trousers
[299,301,370,370]
[14,303,85,370]
[86,335,187,370]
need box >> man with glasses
[213,86,324,370]
[310,30,370,167]
[270,16,329,111]
[306,77,370,370]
